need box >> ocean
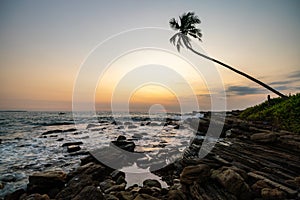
[0,111,203,197]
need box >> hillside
[240,93,300,133]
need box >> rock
[138,187,153,195]
[105,194,119,200]
[29,170,66,187]
[62,141,83,147]
[0,182,3,189]
[86,124,98,129]
[250,132,277,143]
[143,179,162,189]
[56,138,64,141]
[67,145,81,153]
[180,164,210,185]
[4,188,25,200]
[27,171,67,198]
[116,191,134,200]
[116,175,126,185]
[0,174,16,182]
[104,183,126,193]
[100,179,116,191]
[73,186,105,200]
[128,125,138,129]
[261,188,286,200]
[42,129,62,135]
[21,194,50,200]
[134,194,159,200]
[214,168,251,200]
[55,175,93,199]
[68,162,111,181]
[251,180,270,196]
[167,190,187,200]
[111,136,136,152]
[111,170,125,181]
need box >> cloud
[287,70,300,79]
[226,86,265,95]
[269,80,293,85]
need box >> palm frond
[169,18,180,30]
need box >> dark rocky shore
[4,111,300,200]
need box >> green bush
[240,93,300,133]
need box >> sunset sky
[1,0,300,112]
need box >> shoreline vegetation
[3,95,300,200]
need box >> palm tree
[169,12,287,98]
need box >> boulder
[104,183,126,193]
[100,179,116,191]
[250,132,277,143]
[142,179,162,189]
[261,188,286,200]
[72,186,105,200]
[55,175,93,199]
[115,191,134,200]
[27,171,67,198]
[111,136,135,152]
[29,170,66,187]
[180,164,210,185]
[214,168,251,200]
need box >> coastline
[3,111,300,200]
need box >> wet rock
[4,188,25,200]
[100,179,116,191]
[167,189,187,200]
[180,164,210,185]
[42,129,62,135]
[73,185,105,200]
[56,138,64,141]
[0,174,17,182]
[28,170,66,187]
[0,181,3,189]
[111,136,135,152]
[21,193,50,200]
[62,141,83,147]
[27,170,66,198]
[251,180,270,196]
[86,124,98,129]
[261,188,286,200]
[116,175,126,185]
[116,191,134,200]
[111,170,125,181]
[55,175,93,199]
[250,132,277,143]
[105,194,119,200]
[67,162,111,181]
[213,168,251,200]
[128,125,138,129]
[67,145,81,153]
[104,183,126,193]
[134,194,159,200]
[142,179,162,189]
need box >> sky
[0,0,300,112]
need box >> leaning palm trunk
[169,12,287,98]
[187,46,287,98]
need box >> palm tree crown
[169,12,287,98]
[169,12,202,51]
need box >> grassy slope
[240,93,300,133]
